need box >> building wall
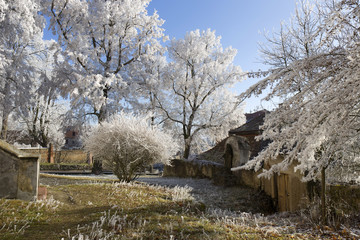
[261,157,309,212]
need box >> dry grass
[1,175,358,239]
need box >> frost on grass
[0,196,63,236]
[170,185,194,202]
[62,182,198,240]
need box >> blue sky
[147,0,297,112]
[44,0,298,112]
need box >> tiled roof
[229,110,268,135]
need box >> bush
[84,113,178,182]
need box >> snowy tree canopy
[0,0,49,140]
[156,29,245,159]
[240,0,360,181]
[15,40,67,148]
[43,0,167,123]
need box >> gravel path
[138,176,274,214]
[40,174,274,214]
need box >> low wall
[163,159,360,214]
[21,148,89,164]
[163,159,224,179]
[328,184,360,214]
[0,140,39,201]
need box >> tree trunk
[321,166,327,226]
[0,80,11,141]
[98,104,107,123]
[0,114,8,140]
[183,140,191,159]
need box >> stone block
[0,140,40,201]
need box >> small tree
[84,112,178,182]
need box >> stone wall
[163,158,360,214]
[163,159,224,179]
[0,140,39,201]
[328,184,360,214]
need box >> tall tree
[16,41,67,148]
[156,29,245,159]
[0,0,46,140]
[43,0,166,123]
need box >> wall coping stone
[0,140,39,160]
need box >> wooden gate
[224,144,233,169]
[277,174,290,211]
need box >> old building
[200,110,312,211]
[63,126,82,149]
[224,110,269,168]
[226,110,311,212]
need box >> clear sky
[147,0,298,112]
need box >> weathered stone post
[0,140,40,201]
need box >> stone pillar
[47,143,54,164]
[87,152,93,165]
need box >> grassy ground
[0,175,357,239]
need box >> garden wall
[20,148,89,164]
[328,184,360,214]
[164,159,360,214]
[0,140,39,201]
[163,159,224,179]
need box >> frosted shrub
[85,112,178,182]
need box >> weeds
[0,196,61,237]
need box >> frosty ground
[37,174,360,239]
[41,174,274,214]
[1,174,359,239]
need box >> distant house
[63,126,82,149]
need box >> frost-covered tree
[156,29,245,159]
[84,112,178,182]
[240,0,360,183]
[237,1,360,223]
[0,0,46,140]
[14,40,67,148]
[126,50,167,125]
[43,0,166,123]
